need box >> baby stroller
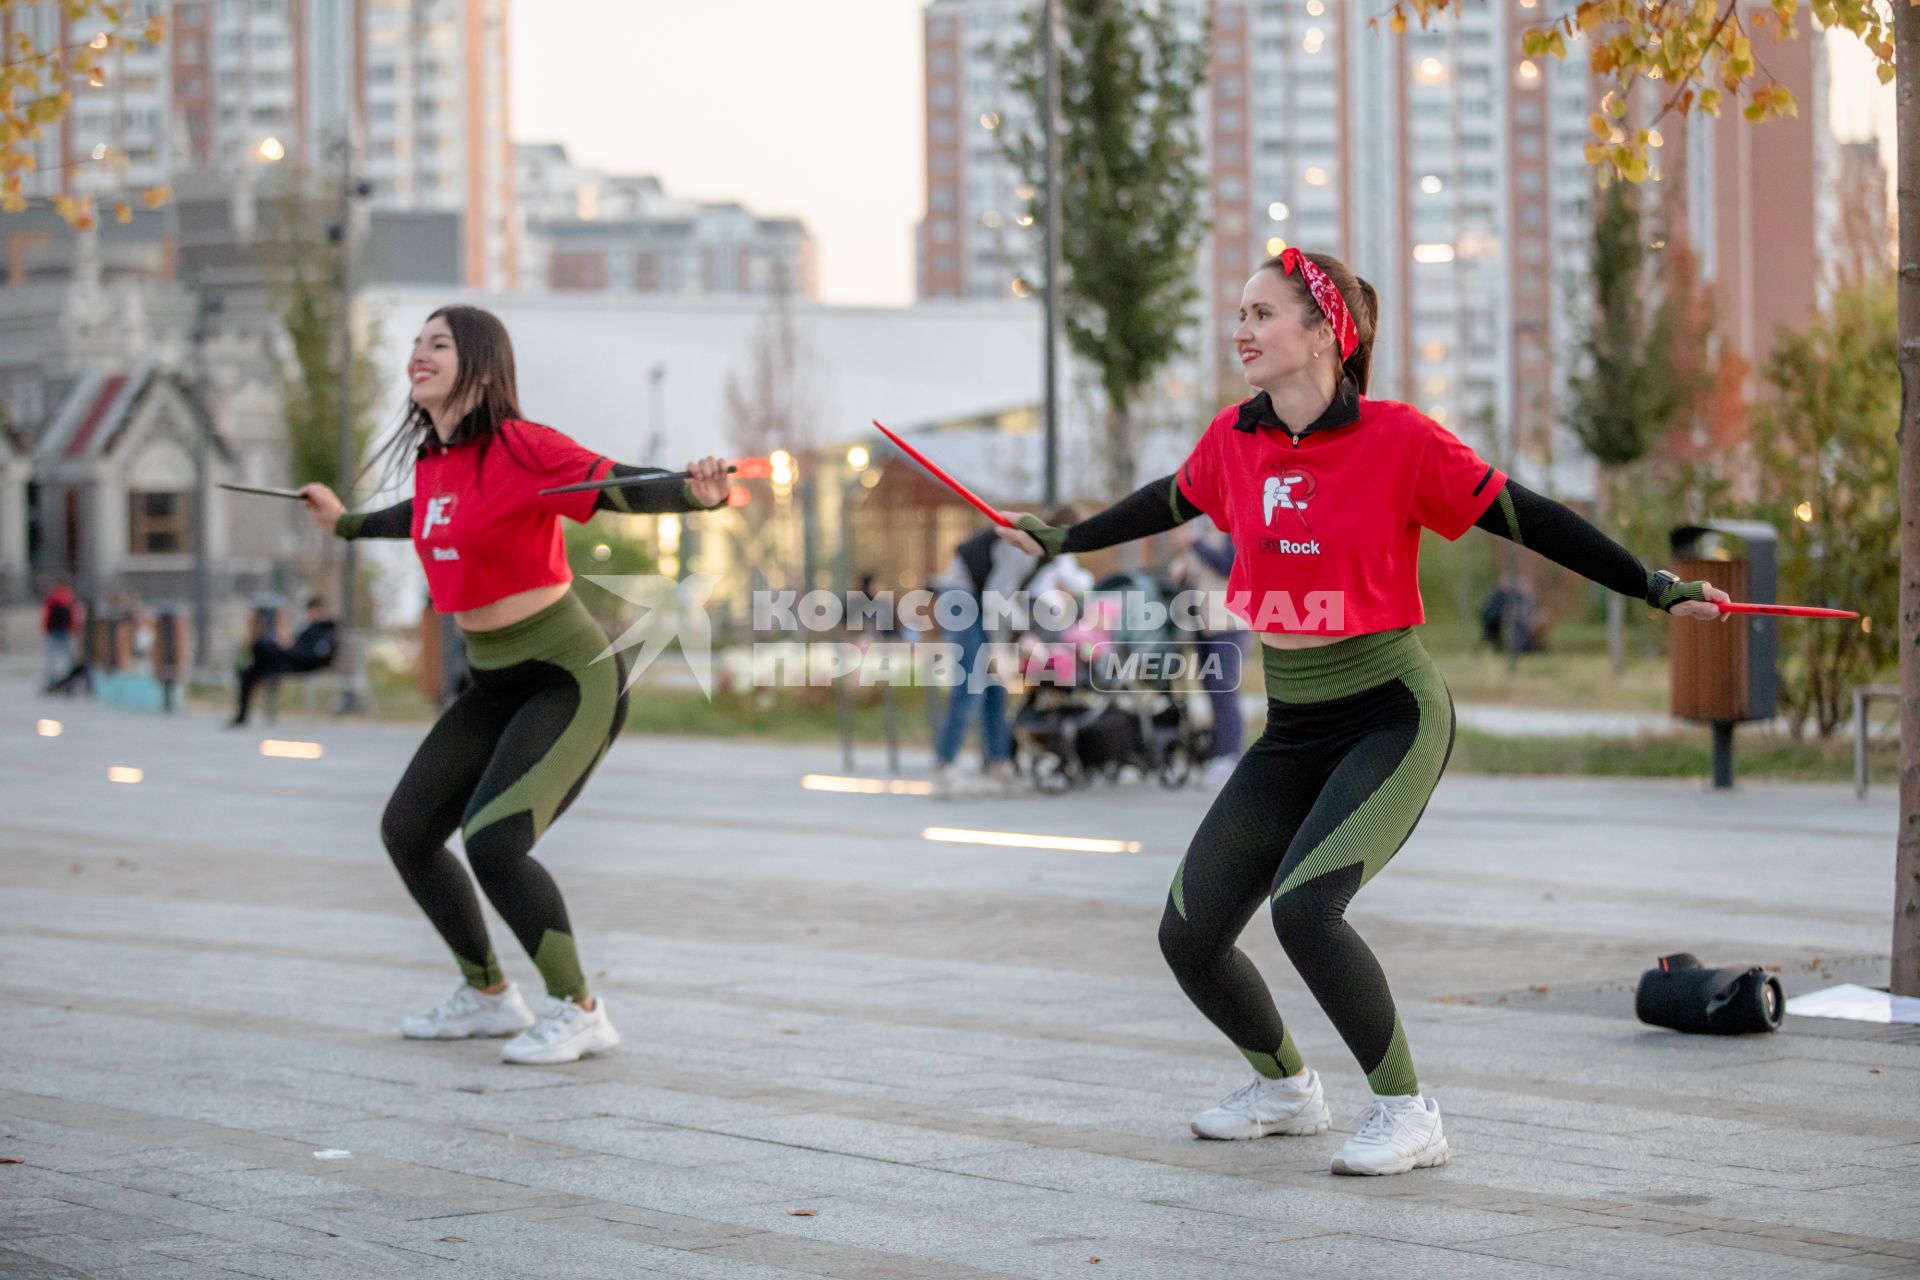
[1013,570,1210,793]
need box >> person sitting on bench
[230,596,338,727]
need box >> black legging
[379,592,627,1001]
[1158,629,1452,1097]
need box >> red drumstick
[1715,602,1859,619]
[871,420,1013,528]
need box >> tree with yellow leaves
[0,0,168,227]
[1383,0,1920,998]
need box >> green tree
[1749,276,1899,736]
[264,186,383,489]
[1562,185,1710,669]
[1565,186,1689,470]
[1001,0,1210,494]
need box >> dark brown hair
[1257,251,1379,394]
[368,304,526,487]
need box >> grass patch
[625,683,935,746]
[1452,726,1897,785]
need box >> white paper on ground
[1783,983,1920,1025]
[311,1148,353,1160]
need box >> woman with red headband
[999,250,1728,1176]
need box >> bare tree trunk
[1103,399,1143,569]
[1893,0,1920,998]
[1596,470,1625,675]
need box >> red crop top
[1175,396,1505,635]
[408,420,616,613]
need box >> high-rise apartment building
[514,145,816,298]
[919,0,1833,476]
[7,0,516,289]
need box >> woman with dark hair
[998,251,1728,1175]
[300,305,729,1065]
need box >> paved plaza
[1,673,1914,1279]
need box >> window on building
[931,84,954,107]
[129,491,189,555]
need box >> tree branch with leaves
[1,0,169,223]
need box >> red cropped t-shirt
[407,420,618,613]
[1174,395,1506,635]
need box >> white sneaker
[1190,1069,1331,1140]
[500,996,620,1065]
[1201,756,1238,788]
[1331,1095,1450,1175]
[401,982,535,1040]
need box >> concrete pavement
[1,678,1914,1279]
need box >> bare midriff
[1258,632,1345,651]
[456,581,572,632]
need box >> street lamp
[330,133,373,713]
[188,281,224,671]
[646,364,666,465]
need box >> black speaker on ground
[1634,953,1784,1035]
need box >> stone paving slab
[3,680,1916,1278]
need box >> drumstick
[870,420,1013,528]
[1714,602,1859,619]
[539,465,737,497]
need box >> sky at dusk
[510,0,928,307]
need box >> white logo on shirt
[432,547,460,561]
[1261,469,1317,528]
[423,494,456,534]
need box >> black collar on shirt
[1233,378,1361,437]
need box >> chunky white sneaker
[401,982,535,1040]
[1190,1069,1331,1140]
[1331,1095,1450,1175]
[500,996,620,1065]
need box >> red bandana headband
[1279,247,1358,361]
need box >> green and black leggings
[1024,464,1709,1100]
[379,591,626,1003]
[1159,628,1451,1097]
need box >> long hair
[1257,251,1379,394]
[365,305,525,489]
